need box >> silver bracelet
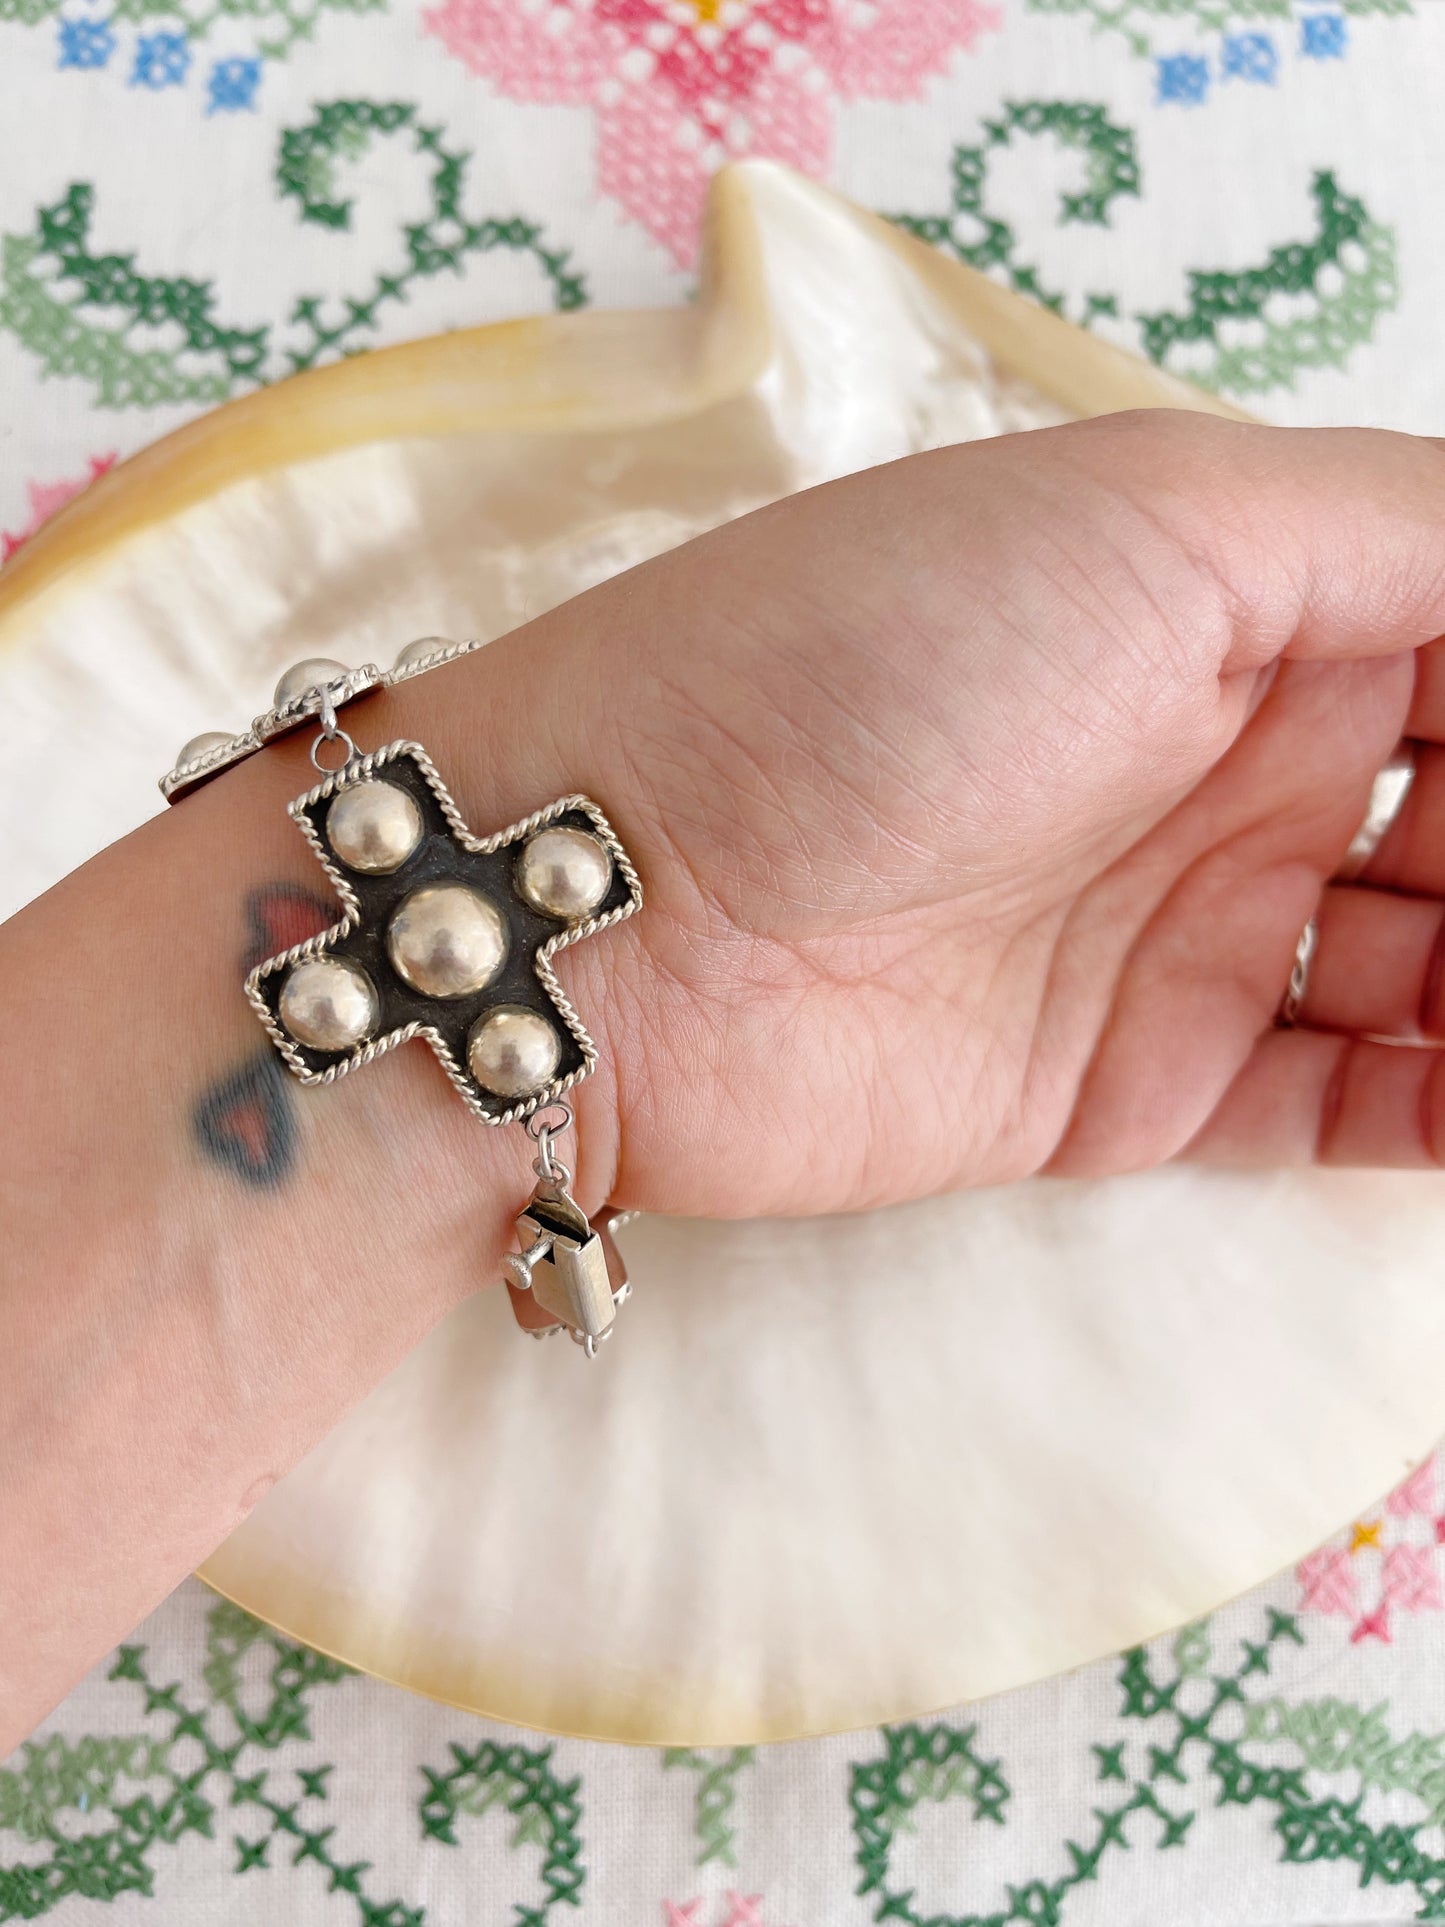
[161,640,642,1359]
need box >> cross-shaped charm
[246,739,641,1127]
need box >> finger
[1355,741,1445,895]
[1049,415,1445,674]
[1186,1026,1445,1169]
[1046,655,1410,1179]
[1297,884,1445,1039]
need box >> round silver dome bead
[278,957,378,1053]
[326,779,423,875]
[515,826,613,921]
[273,657,348,710]
[468,1005,563,1099]
[387,883,507,999]
[176,730,233,768]
[392,636,453,674]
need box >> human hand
[433,410,1445,1216]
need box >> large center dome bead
[386,883,508,1000]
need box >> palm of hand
[520,417,1445,1218]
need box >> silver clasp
[504,1106,631,1358]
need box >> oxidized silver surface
[245,739,642,1126]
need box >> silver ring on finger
[1276,741,1419,1029]
[1278,916,1319,1030]
[1335,741,1416,882]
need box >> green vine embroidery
[1025,0,1412,63]
[419,1741,585,1918]
[1171,1620,1213,1677]
[17,1590,1445,1919]
[1138,170,1397,395]
[0,99,586,411]
[0,0,383,42]
[851,1723,1014,1925]
[0,183,268,408]
[1243,1695,1445,1830]
[662,1748,756,1867]
[0,1736,174,1845]
[890,100,1397,395]
[131,0,386,67]
[891,100,1139,325]
[847,1605,1445,1925]
[274,99,585,375]
[0,90,1394,412]
[0,1598,585,1923]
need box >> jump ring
[525,1101,573,1143]
[532,1153,573,1189]
[310,727,357,774]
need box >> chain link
[525,1100,574,1184]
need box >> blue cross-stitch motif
[131,30,190,88]
[1156,53,1209,105]
[1221,31,1279,83]
[1300,12,1348,59]
[207,54,261,113]
[56,14,115,69]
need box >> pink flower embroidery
[1295,1452,1445,1644]
[1351,1605,1392,1645]
[1387,1459,1437,1517]
[1,454,115,563]
[423,0,1001,264]
[1297,1546,1357,1617]
[721,1899,771,1927]
[1381,1544,1443,1615]
[663,1898,791,1927]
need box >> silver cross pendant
[163,646,643,1356]
[243,739,641,1128]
